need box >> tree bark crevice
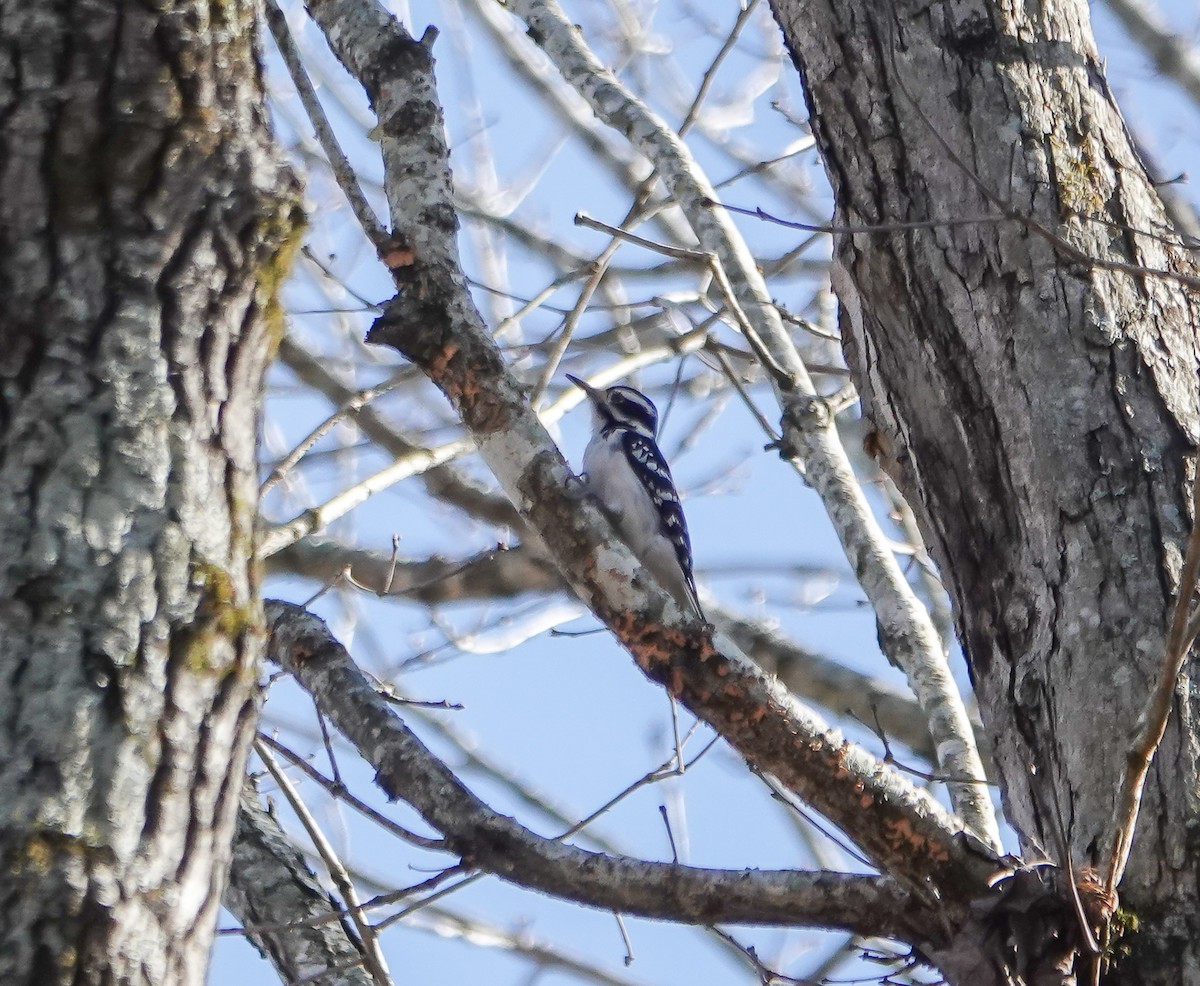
[772,0,1200,980]
[0,2,297,982]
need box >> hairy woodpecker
[567,374,704,620]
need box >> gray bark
[264,599,938,943]
[227,787,374,986]
[770,0,1200,982]
[0,1,296,983]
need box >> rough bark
[264,599,939,943]
[227,785,374,986]
[770,0,1200,982]
[0,1,296,983]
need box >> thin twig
[554,731,713,843]
[530,0,758,403]
[260,372,407,498]
[707,344,780,442]
[314,698,344,789]
[258,436,475,558]
[375,872,487,932]
[254,739,394,986]
[614,912,635,967]
[676,0,762,137]
[257,732,443,850]
[658,805,679,864]
[264,0,390,250]
[574,211,792,384]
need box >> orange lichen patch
[381,246,416,269]
[627,626,690,667]
[669,666,684,696]
[427,342,460,381]
[433,350,518,434]
[608,608,639,638]
[470,395,514,434]
[882,816,951,864]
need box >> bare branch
[264,599,942,943]
[267,535,976,776]
[719,608,989,768]
[265,0,390,250]
[256,732,443,850]
[258,435,475,558]
[275,335,519,528]
[266,538,563,602]
[255,739,393,986]
[405,907,657,986]
[1105,463,1200,893]
[226,782,375,986]
[505,0,998,848]
[296,0,998,897]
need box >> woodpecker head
[567,375,659,439]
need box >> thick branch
[266,537,562,601]
[264,600,940,944]
[226,783,374,986]
[298,0,995,896]
[504,0,996,846]
[269,536,963,762]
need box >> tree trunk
[770,0,1200,982]
[0,1,296,983]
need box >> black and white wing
[621,431,701,614]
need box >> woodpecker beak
[565,374,602,401]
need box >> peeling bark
[771,0,1200,981]
[0,1,296,982]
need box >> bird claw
[564,472,590,501]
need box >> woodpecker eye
[606,387,658,434]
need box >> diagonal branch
[501,0,998,848]
[1104,463,1200,893]
[226,780,375,986]
[253,738,393,986]
[297,0,998,897]
[268,535,976,763]
[266,0,391,250]
[274,335,519,528]
[264,599,943,944]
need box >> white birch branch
[504,0,999,849]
